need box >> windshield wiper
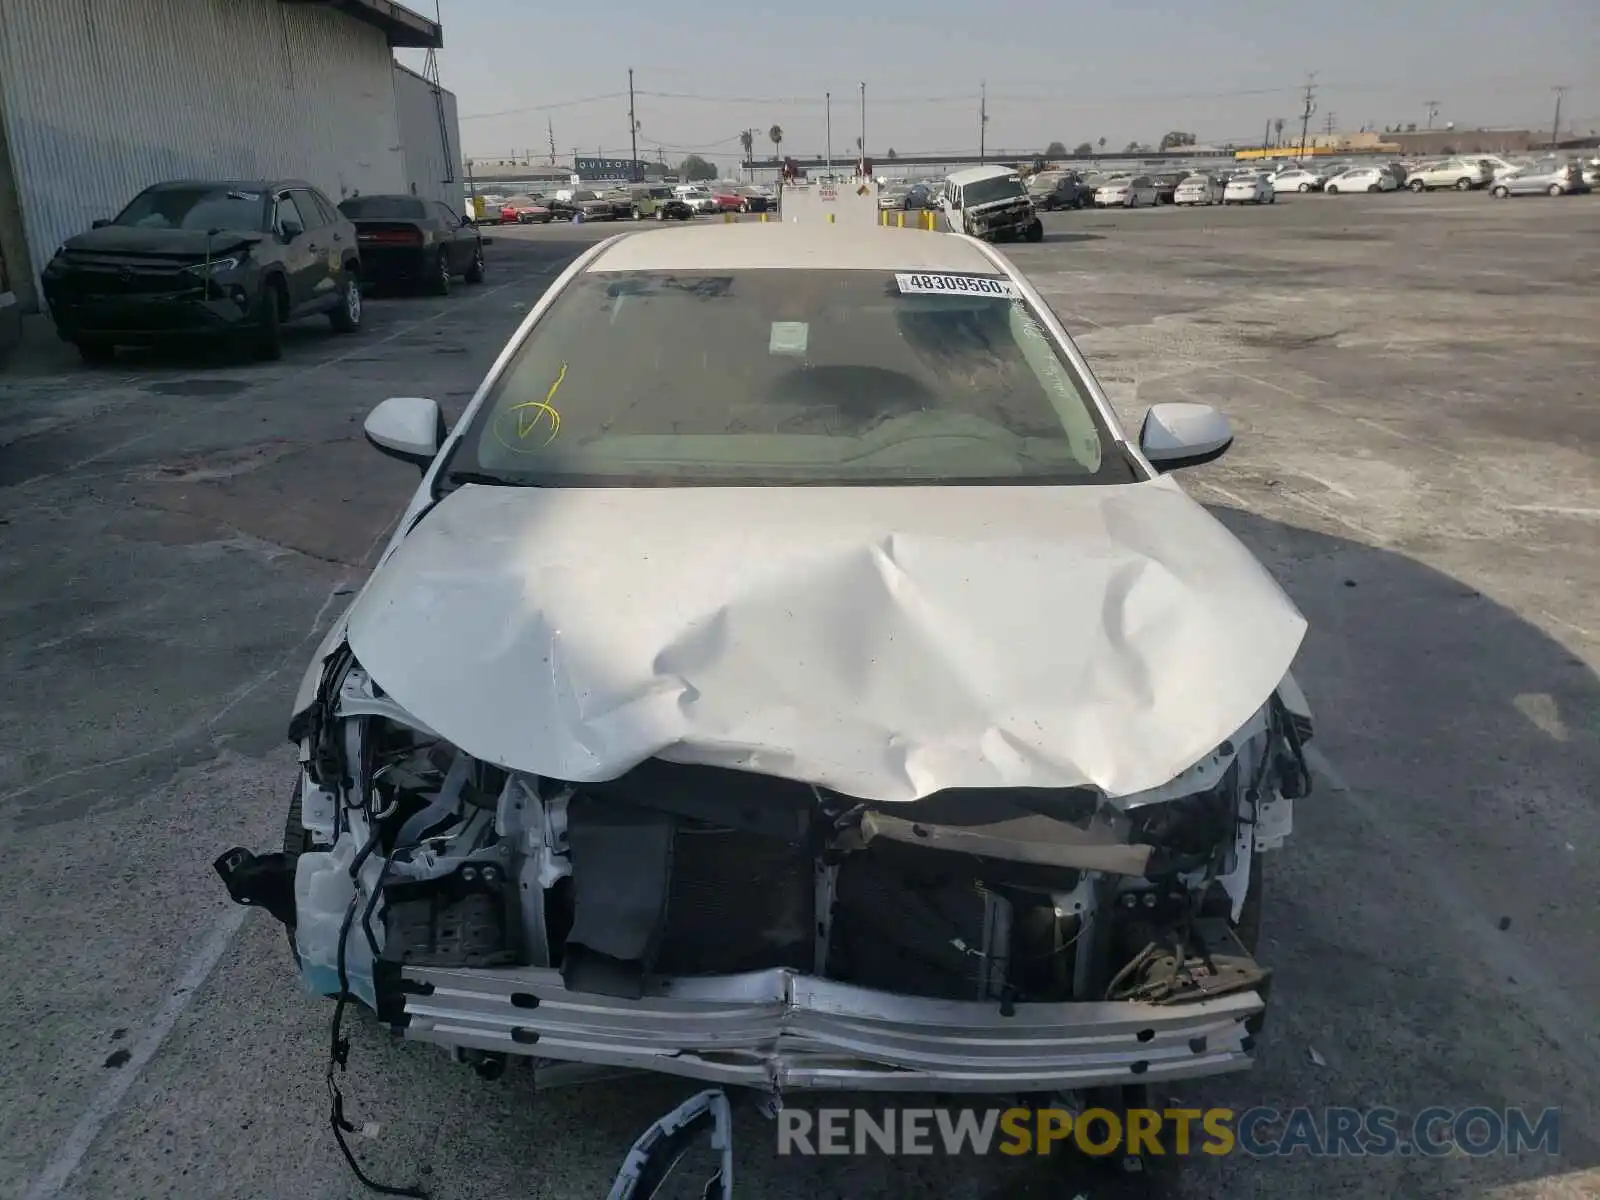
[437,468,539,493]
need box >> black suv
[42,179,363,363]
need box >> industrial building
[0,0,460,348]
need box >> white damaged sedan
[217,223,1313,1121]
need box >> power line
[459,72,1571,124]
[460,91,628,121]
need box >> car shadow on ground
[275,501,1600,1200]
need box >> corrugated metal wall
[0,0,409,300]
[393,64,461,211]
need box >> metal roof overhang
[277,0,442,47]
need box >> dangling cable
[325,828,429,1198]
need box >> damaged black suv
[42,179,363,363]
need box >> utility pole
[547,117,557,165]
[1297,72,1318,160]
[859,81,867,174]
[1424,100,1440,129]
[1262,117,1272,151]
[627,68,639,181]
[826,92,832,177]
[1551,85,1568,150]
[1324,111,1336,136]
[979,81,988,163]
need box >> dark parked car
[337,194,484,295]
[1151,171,1185,204]
[1027,172,1090,211]
[40,179,361,363]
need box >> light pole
[826,92,832,177]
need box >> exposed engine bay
[217,644,1313,1100]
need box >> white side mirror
[364,396,443,469]
[1139,402,1233,472]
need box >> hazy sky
[401,0,1597,167]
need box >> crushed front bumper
[402,966,1264,1092]
[46,288,258,340]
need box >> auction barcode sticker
[895,273,1020,298]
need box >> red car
[711,190,746,213]
[500,195,552,224]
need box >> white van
[940,165,1043,242]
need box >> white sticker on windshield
[227,191,261,201]
[895,273,1019,298]
[769,321,809,356]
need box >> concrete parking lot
[1,192,1596,1200]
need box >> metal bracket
[212,847,296,928]
[1254,796,1294,852]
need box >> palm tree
[1273,117,1285,147]
[1097,136,1106,151]
[739,129,754,166]
[886,148,898,160]
[769,124,784,161]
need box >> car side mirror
[279,220,303,241]
[1139,402,1234,472]
[460,214,474,226]
[92,218,111,229]
[364,396,445,470]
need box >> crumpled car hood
[339,476,1305,802]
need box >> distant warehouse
[0,0,462,332]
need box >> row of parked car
[1021,168,1280,209]
[40,179,504,365]
[476,182,778,226]
[1016,154,1598,212]
[1254,154,1598,197]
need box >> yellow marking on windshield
[509,362,566,445]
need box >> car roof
[145,179,306,192]
[586,222,1004,275]
[945,165,1018,186]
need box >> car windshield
[339,196,426,219]
[961,175,1027,205]
[445,268,1134,488]
[113,186,268,232]
[1027,174,1062,192]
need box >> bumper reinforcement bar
[401,966,1264,1092]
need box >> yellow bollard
[896,211,905,228]
[724,211,734,224]
[828,212,835,224]
[760,212,768,222]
